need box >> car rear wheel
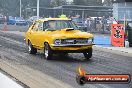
[44,43,53,60]
[83,48,92,60]
[28,41,37,54]
[129,42,132,47]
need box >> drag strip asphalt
[0,31,132,88]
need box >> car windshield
[44,20,78,31]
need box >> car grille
[61,38,88,45]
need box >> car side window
[43,21,49,31]
[33,22,39,31]
[38,22,43,31]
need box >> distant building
[113,0,132,22]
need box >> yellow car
[25,18,94,60]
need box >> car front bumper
[50,44,94,52]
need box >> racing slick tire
[83,48,92,60]
[28,41,37,54]
[129,42,132,47]
[44,43,53,60]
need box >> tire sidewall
[129,42,132,47]
[28,42,32,54]
[28,41,37,54]
[44,43,53,60]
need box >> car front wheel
[28,41,37,54]
[44,43,53,60]
[83,48,92,60]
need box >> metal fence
[113,2,132,22]
[83,17,111,34]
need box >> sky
[67,0,72,2]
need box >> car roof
[36,18,71,22]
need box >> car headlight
[87,38,94,44]
[54,39,61,45]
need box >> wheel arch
[44,40,50,45]
[27,39,30,45]
[27,39,33,45]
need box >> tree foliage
[0,0,20,16]
[50,0,68,7]
[73,0,103,6]
[73,0,86,5]
[0,0,103,17]
[0,0,51,16]
[103,0,113,6]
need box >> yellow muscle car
[25,18,94,60]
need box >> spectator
[102,16,107,32]
[107,16,113,31]
[96,17,101,31]
[113,18,118,24]
[85,16,92,31]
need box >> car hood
[49,28,93,39]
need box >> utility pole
[82,10,84,19]
[37,0,40,18]
[20,0,22,17]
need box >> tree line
[0,0,112,17]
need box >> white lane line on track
[0,72,23,88]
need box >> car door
[36,21,52,49]
[42,21,53,46]
[36,22,44,49]
[30,22,39,47]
